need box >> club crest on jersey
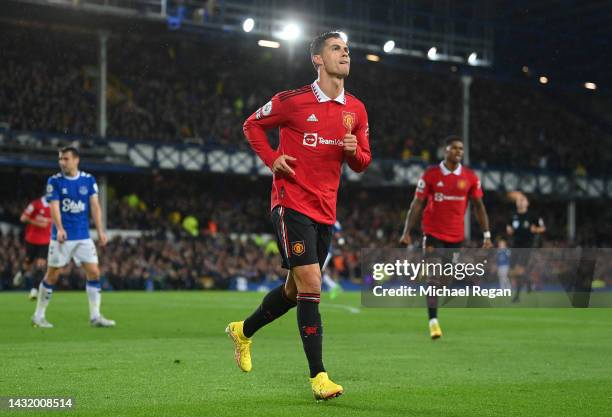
[303,133,318,147]
[291,241,305,256]
[342,111,356,132]
[79,186,88,195]
[457,179,467,190]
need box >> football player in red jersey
[226,31,371,400]
[13,196,52,300]
[400,136,492,339]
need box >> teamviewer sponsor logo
[303,133,318,147]
[434,193,466,202]
[319,137,343,146]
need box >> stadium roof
[3,0,611,93]
[493,0,612,93]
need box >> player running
[31,146,115,328]
[506,193,545,302]
[496,238,512,291]
[399,135,492,339]
[226,31,371,400]
[13,195,52,300]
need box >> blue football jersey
[496,248,511,267]
[45,171,98,241]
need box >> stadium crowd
[1,24,611,174]
[1,172,610,291]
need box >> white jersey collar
[439,161,462,176]
[40,196,49,207]
[311,81,346,105]
[63,171,81,180]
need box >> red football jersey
[22,197,52,245]
[415,162,483,243]
[243,81,371,225]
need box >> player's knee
[85,266,100,280]
[284,282,297,301]
[44,268,62,284]
[292,264,322,293]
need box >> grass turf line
[1,291,611,417]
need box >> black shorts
[422,235,462,281]
[422,235,463,249]
[511,250,531,269]
[423,235,463,262]
[271,206,332,270]
[25,242,49,262]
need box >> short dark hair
[310,31,342,70]
[444,135,463,147]
[60,146,80,158]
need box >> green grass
[1,291,611,416]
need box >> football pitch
[1,291,611,417]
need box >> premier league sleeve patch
[255,100,273,120]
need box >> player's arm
[46,178,66,243]
[400,174,429,245]
[472,197,493,248]
[399,196,426,246]
[344,106,372,173]
[243,94,295,176]
[530,217,546,234]
[49,200,66,243]
[20,204,49,228]
[90,194,107,246]
[468,175,492,248]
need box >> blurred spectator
[1,24,610,173]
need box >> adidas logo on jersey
[436,181,444,187]
[307,114,318,122]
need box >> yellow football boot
[429,320,442,340]
[310,372,344,401]
[225,321,252,372]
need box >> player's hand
[35,216,50,226]
[399,233,412,246]
[272,154,296,177]
[57,228,67,243]
[482,238,493,249]
[343,133,357,156]
[98,231,108,247]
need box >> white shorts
[48,239,99,268]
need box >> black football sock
[243,285,296,338]
[513,279,524,302]
[428,306,438,320]
[297,293,325,378]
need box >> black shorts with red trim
[422,234,462,263]
[25,242,49,262]
[422,234,463,249]
[271,206,332,270]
